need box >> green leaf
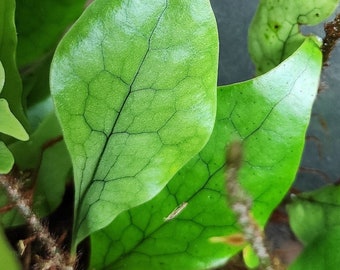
[9,113,61,169]
[0,225,21,270]
[248,0,339,74]
[26,93,55,131]
[50,0,218,248]
[0,61,4,92]
[32,137,72,217]
[0,113,70,226]
[15,0,87,68]
[0,60,28,141]
[243,245,260,269]
[0,141,14,173]
[0,99,28,141]
[22,55,55,130]
[0,0,27,129]
[287,185,340,270]
[89,38,321,269]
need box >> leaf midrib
[75,0,169,236]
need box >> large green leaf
[90,38,321,269]
[15,0,86,68]
[0,225,20,270]
[0,0,27,129]
[50,0,218,248]
[287,185,340,270]
[248,0,339,74]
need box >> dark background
[210,0,340,192]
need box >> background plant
[0,0,339,269]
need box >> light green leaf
[243,245,260,269]
[0,99,28,141]
[0,0,27,129]
[0,60,28,141]
[15,0,87,67]
[50,0,218,248]
[287,185,340,270]
[248,0,339,74]
[0,141,14,173]
[89,38,321,269]
[0,225,21,270]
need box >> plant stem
[225,141,274,270]
[0,173,73,270]
[322,13,340,65]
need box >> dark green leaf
[0,0,27,129]
[15,0,87,68]
[90,38,321,269]
[1,113,70,226]
[22,56,55,130]
[287,185,340,270]
[32,137,72,217]
[9,113,62,170]
[50,0,218,248]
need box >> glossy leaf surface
[50,0,218,247]
[288,185,340,270]
[90,38,321,269]
[248,0,339,74]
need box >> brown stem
[0,173,73,270]
[225,141,274,270]
[322,13,340,65]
